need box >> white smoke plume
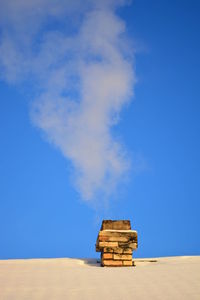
[0,0,136,201]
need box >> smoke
[0,0,136,202]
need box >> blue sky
[0,0,200,259]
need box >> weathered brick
[118,242,138,250]
[101,220,131,230]
[99,236,129,242]
[99,242,118,248]
[123,260,133,266]
[113,248,133,254]
[99,230,137,239]
[113,254,132,261]
[122,248,133,254]
[103,247,114,253]
[102,253,113,259]
[102,260,123,267]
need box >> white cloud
[0,0,136,202]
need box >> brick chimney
[96,220,138,267]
